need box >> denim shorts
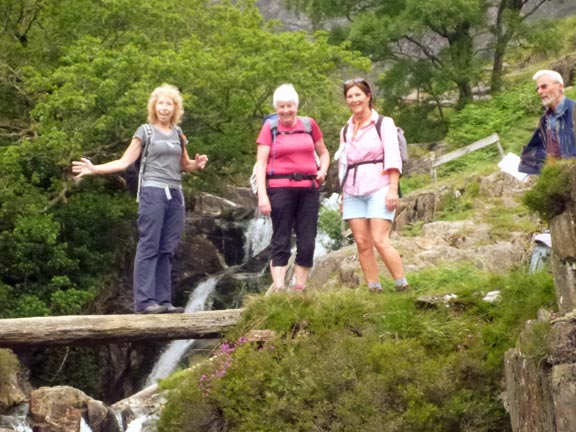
[342,186,396,221]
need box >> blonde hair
[147,83,184,126]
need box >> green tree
[287,0,553,112]
[490,0,552,92]
[287,0,485,109]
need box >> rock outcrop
[30,386,121,432]
[504,166,576,432]
[548,167,576,315]
[310,171,532,289]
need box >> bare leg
[348,218,379,284]
[270,262,288,290]
[369,219,405,280]
[294,264,311,287]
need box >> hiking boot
[395,284,411,293]
[164,305,185,314]
[136,304,168,314]
[369,287,383,294]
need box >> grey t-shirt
[134,124,183,186]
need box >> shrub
[158,265,555,432]
[446,83,541,150]
[523,161,575,220]
[318,207,344,249]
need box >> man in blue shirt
[519,70,576,174]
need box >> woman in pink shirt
[255,84,330,292]
[337,78,409,293]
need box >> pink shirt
[340,110,402,196]
[257,117,323,188]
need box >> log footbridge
[0,309,244,349]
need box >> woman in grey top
[72,84,208,314]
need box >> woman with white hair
[72,84,208,313]
[254,84,330,292]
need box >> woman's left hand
[316,169,327,184]
[385,189,399,211]
[195,154,208,170]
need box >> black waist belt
[267,173,317,181]
[343,159,382,186]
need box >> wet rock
[30,386,120,432]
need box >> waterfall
[244,197,338,264]
[144,277,218,387]
[9,422,31,432]
[243,213,273,260]
[125,415,150,432]
[80,417,92,432]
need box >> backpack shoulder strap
[135,124,155,202]
[141,123,154,154]
[375,115,384,141]
[342,123,349,143]
[266,117,279,176]
[298,116,313,135]
[174,125,187,150]
[267,116,279,133]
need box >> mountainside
[256,0,576,31]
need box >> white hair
[273,84,299,108]
[533,70,564,85]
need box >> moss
[0,349,18,380]
[517,320,552,362]
[522,161,575,221]
[0,349,21,407]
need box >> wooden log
[0,309,244,349]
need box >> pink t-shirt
[257,117,323,188]
[340,110,402,196]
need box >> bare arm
[314,138,330,183]
[71,137,143,178]
[256,145,271,216]
[181,145,208,172]
[385,168,401,211]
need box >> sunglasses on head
[343,78,369,88]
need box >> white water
[80,417,92,432]
[125,415,150,432]
[9,413,99,432]
[243,214,273,259]
[10,422,31,432]
[114,410,124,431]
[144,277,218,387]
[244,197,338,264]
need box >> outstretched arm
[181,145,208,172]
[71,137,142,178]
